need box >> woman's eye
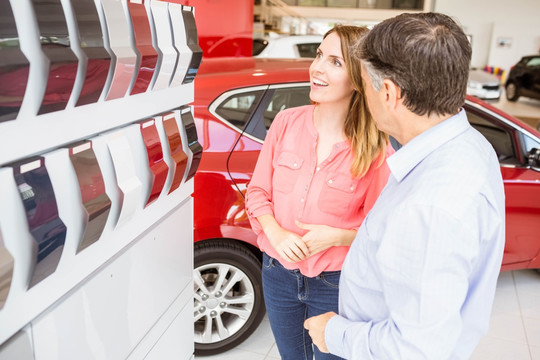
[333,59,342,67]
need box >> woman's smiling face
[309,31,355,106]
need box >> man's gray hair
[362,60,384,92]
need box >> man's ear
[382,79,402,111]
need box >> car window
[466,109,517,163]
[214,90,265,129]
[295,43,320,58]
[526,57,540,67]
[523,133,540,156]
[253,38,268,56]
[263,86,311,130]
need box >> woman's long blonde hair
[325,25,389,177]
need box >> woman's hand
[296,220,356,257]
[257,214,310,263]
[267,226,310,263]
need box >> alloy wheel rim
[193,262,255,344]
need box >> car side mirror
[528,148,540,169]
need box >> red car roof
[194,57,312,104]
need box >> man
[304,12,505,360]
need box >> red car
[191,57,540,355]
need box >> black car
[505,55,540,102]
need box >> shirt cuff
[325,315,351,359]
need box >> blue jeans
[262,253,344,360]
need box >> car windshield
[526,57,540,67]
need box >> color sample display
[71,0,112,107]
[106,132,143,226]
[100,0,137,100]
[167,3,189,87]
[149,0,178,90]
[31,0,78,115]
[11,157,66,288]
[179,107,202,181]
[0,228,14,311]
[0,2,30,123]
[139,119,169,206]
[162,112,187,194]
[181,7,202,84]
[127,0,158,95]
[68,141,111,252]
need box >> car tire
[193,239,266,356]
[505,82,520,102]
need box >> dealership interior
[0,0,538,359]
[196,1,540,360]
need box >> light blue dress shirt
[326,110,506,359]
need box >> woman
[245,25,393,360]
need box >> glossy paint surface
[69,141,111,252]
[0,2,30,122]
[11,157,66,288]
[149,0,177,90]
[127,0,158,95]
[31,0,78,115]
[192,57,540,272]
[106,132,142,227]
[139,119,169,206]
[100,0,137,100]
[163,113,187,194]
[179,107,202,181]
[0,228,14,310]
[71,0,111,106]
[181,8,202,84]
[167,3,189,87]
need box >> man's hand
[304,311,337,353]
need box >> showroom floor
[197,95,540,360]
[197,270,540,360]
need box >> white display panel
[0,1,199,358]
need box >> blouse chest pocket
[273,152,304,194]
[317,172,361,216]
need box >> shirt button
[293,163,297,167]
[316,166,320,171]
[300,198,305,202]
[350,186,354,191]
[328,179,333,184]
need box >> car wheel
[505,82,520,101]
[193,239,265,356]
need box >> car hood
[469,69,500,85]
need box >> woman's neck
[313,104,347,141]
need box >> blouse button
[328,179,333,184]
[316,166,320,171]
[350,186,354,191]
[293,163,298,167]
[300,198,305,202]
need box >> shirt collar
[387,109,469,182]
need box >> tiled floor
[197,270,540,360]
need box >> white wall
[434,0,540,70]
[261,0,540,71]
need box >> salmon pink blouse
[246,105,394,277]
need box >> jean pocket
[318,271,340,289]
[262,253,275,270]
